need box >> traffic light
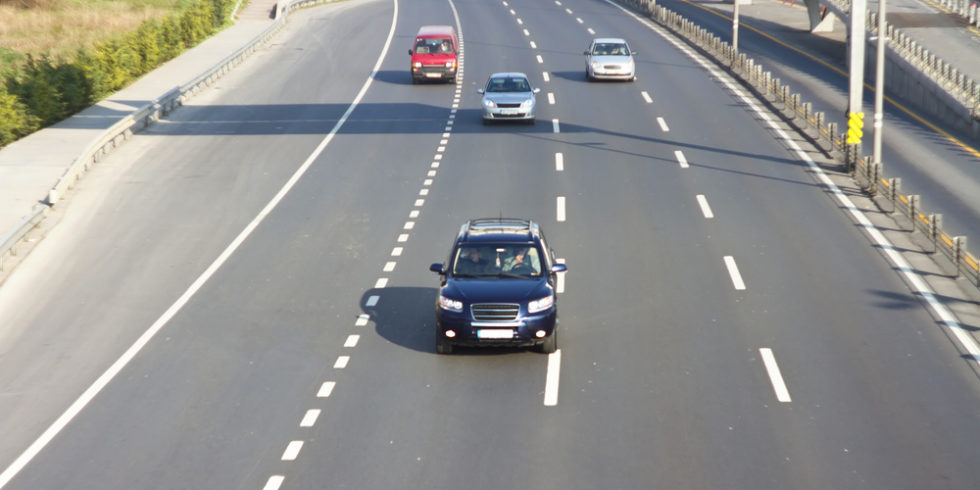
[846,112,864,144]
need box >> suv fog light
[535,330,546,338]
[445,330,456,338]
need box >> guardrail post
[954,236,967,276]
[929,213,942,249]
[868,161,882,196]
[908,194,919,224]
[889,177,901,205]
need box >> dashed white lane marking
[576,17,583,23]
[723,256,746,290]
[530,41,537,49]
[403,221,415,230]
[414,198,425,206]
[383,262,396,272]
[344,335,360,348]
[547,93,555,104]
[281,441,304,461]
[317,381,336,398]
[760,348,792,402]
[555,258,566,294]
[263,476,285,490]
[555,152,564,172]
[657,117,669,132]
[517,18,524,25]
[409,210,420,218]
[544,349,562,406]
[587,27,595,35]
[524,28,530,36]
[565,7,572,13]
[552,119,560,133]
[542,72,551,82]
[355,314,370,327]
[419,189,430,196]
[556,196,566,222]
[334,356,350,369]
[397,234,409,242]
[674,150,689,168]
[641,91,653,103]
[536,55,544,64]
[300,409,321,427]
[366,295,379,307]
[374,278,388,289]
[391,247,403,256]
[696,194,714,218]
[509,8,515,14]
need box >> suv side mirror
[430,263,445,274]
[551,264,567,273]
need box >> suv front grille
[471,303,520,321]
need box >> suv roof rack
[463,218,536,238]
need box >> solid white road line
[723,256,746,290]
[760,348,792,402]
[556,196,566,222]
[281,441,304,461]
[544,349,562,406]
[674,150,688,168]
[0,1,405,485]
[696,194,714,218]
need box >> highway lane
[656,0,980,256]
[0,0,979,488]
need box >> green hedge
[0,0,233,148]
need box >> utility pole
[733,0,740,52]
[872,0,887,166]
[846,0,868,168]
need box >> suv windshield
[414,38,454,54]
[593,43,629,56]
[452,244,542,277]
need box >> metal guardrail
[622,0,980,289]
[0,0,336,273]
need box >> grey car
[477,72,540,124]
[584,38,636,81]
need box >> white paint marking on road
[263,476,285,490]
[397,234,409,242]
[760,348,792,402]
[587,27,595,35]
[524,28,530,36]
[300,409,321,428]
[555,152,564,172]
[436,146,445,152]
[576,17,583,23]
[544,349,562,406]
[517,18,524,25]
[374,278,388,289]
[334,356,350,369]
[355,314,370,326]
[565,7,572,13]
[0,2,405,483]
[317,381,337,398]
[391,247,403,257]
[556,196,566,222]
[510,8,515,15]
[530,41,537,49]
[404,221,415,230]
[419,188,429,196]
[344,335,360,348]
[281,441,304,461]
[383,261,396,272]
[674,150,689,168]
[542,72,551,82]
[536,55,544,64]
[696,195,714,218]
[427,170,436,177]
[547,93,555,104]
[440,139,448,145]
[366,295,380,307]
[556,258,566,294]
[409,210,420,218]
[552,119,560,133]
[723,256,746,290]
[657,117,669,132]
[434,153,443,160]
[431,161,440,168]
[641,91,653,103]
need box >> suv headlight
[483,99,496,108]
[439,295,463,312]
[528,295,554,314]
[521,99,533,108]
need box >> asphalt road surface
[0,0,978,489]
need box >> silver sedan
[584,38,636,81]
[477,72,540,124]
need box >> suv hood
[444,278,551,303]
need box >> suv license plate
[477,329,514,339]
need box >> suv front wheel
[436,338,454,355]
[536,328,557,354]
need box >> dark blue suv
[429,218,567,354]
